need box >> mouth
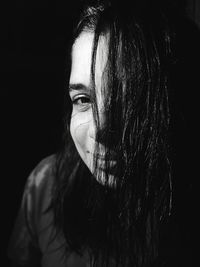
[96,158,117,175]
[86,151,118,174]
[87,150,117,160]
[94,153,105,160]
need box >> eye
[71,94,91,111]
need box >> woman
[8,0,194,266]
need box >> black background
[1,1,77,265]
[1,0,200,266]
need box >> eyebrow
[69,83,90,92]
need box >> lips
[94,153,105,160]
[87,151,118,174]
[87,150,117,160]
[96,158,117,174]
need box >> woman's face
[69,32,116,184]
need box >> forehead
[70,31,108,88]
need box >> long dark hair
[53,1,174,266]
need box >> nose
[89,111,118,146]
[96,114,119,147]
[88,114,106,143]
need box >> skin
[69,31,116,184]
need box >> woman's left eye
[72,95,91,111]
